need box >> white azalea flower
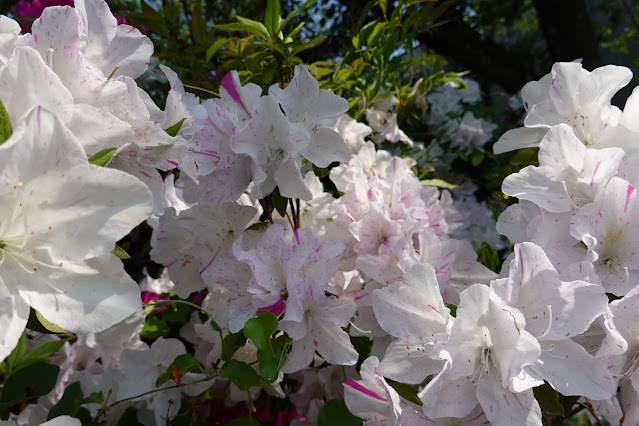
[0,107,152,361]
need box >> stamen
[349,321,372,335]
[48,48,54,69]
[537,305,554,338]
[107,66,120,80]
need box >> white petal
[530,340,616,400]
[10,253,141,334]
[0,279,29,362]
[475,374,542,426]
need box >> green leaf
[280,0,314,33]
[476,242,501,272]
[139,316,170,340]
[350,336,372,367]
[155,369,173,388]
[88,147,118,167]
[112,245,131,260]
[420,179,458,189]
[47,381,83,420]
[358,20,378,48]
[318,399,363,426]
[206,38,228,62]
[533,382,564,416]
[214,23,269,40]
[366,22,386,48]
[36,311,67,333]
[265,0,281,37]
[2,362,59,402]
[246,222,269,232]
[378,0,388,19]
[444,303,457,317]
[290,35,327,55]
[5,332,27,374]
[164,118,186,137]
[388,382,422,406]
[216,15,270,40]
[17,339,68,372]
[257,334,291,382]
[509,148,539,167]
[117,406,144,426]
[222,331,248,361]
[156,354,205,387]
[470,151,485,167]
[243,311,278,356]
[218,360,260,390]
[227,417,260,426]
[190,7,208,45]
[271,187,288,217]
[0,97,11,144]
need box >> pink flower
[141,291,170,314]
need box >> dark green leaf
[444,303,457,317]
[257,334,291,382]
[5,332,27,374]
[117,406,144,426]
[26,308,57,334]
[47,382,83,420]
[206,38,228,62]
[350,336,372,367]
[112,245,131,260]
[271,187,288,217]
[17,339,68,371]
[246,222,269,232]
[155,369,173,388]
[227,417,260,426]
[509,148,539,167]
[243,311,278,356]
[0,97,11,144]
[358,21,378,48]
[388,382,422,406]
[218,360,260,390]
[476,242,501,272]
[164,118,186,137]
[470,151,485,167]
[222,331,248,361]
[139,316,170,340]
[291,35,327,55]
[265,0,281,37]
[170,398,194,426]
[2,362,59,402]
[318,399,363,426]
[190,7,208,45]
[280,0,314,33]
[156,354,205,387]
[80,391,104,405]
[88,147,118,167]
[366,22,386,48]
[533,382,564,416]
[216,16,270,40]
[74,407,94,425]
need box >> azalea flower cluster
[426,79,499,155]
[337,63,639,426]
[4,1,639,425]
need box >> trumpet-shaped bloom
[0,107,152,361]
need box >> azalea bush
[0,0,638,425]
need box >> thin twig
[108,377,212,410]
[182,83,218,96]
